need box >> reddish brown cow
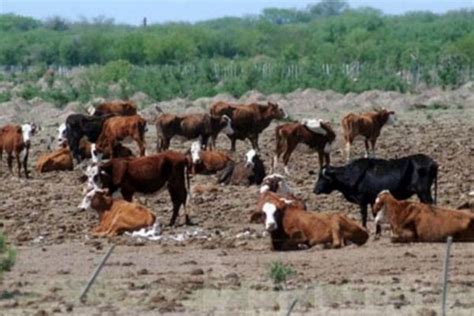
[155,110,233,151]
[373,190,474,242]
[0,123,38,178]
[89,100,137,116]
[209,101,287,151]
[187,141,234,175]
[36,147,73,173]
[96,115,146,158]
[86,151,192,226]
[252,193,369,250]
[273,119,336,175]
[341,108,395,161]
[78,187,156,237]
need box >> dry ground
[0,107,473,315]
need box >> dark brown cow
[89,100,137,116]
[273,119,336,175]
[155,109,233,151]
[187,141,234,175]
[0,123,38,178]
[87,151,192,226]
[341,108,395,161]
[209,101,287,151]
[217,149,266,186]
[96,115,146,158]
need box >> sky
[0,0,472,25]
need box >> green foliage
[268,261,296,290]
[18,84,41,100]
[0,91,11,103]
[0,233,15,278]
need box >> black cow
[313,154,438,232]
[218,149,266,186]
[65,114,112,164]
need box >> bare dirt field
[0,96,473,315]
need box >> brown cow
[252,194,369,250]
[187,141,234,175]
[36,147,73,173]
[78,187,156,237]
[0,123,38,178]
[373,190,474,242]
[89,100,137,116]
[217,149,266,186]
[155,109,233,151]
[341,108,395,161]
[209,101,287,151]
[86,151,192,226]
[273,119,336,175]
[96,115,146,158]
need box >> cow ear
[112,159,128,186]
[250,211,264,224]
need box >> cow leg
[417,191,434,204]
[364,140,370,158]
[167,181,190,226]
[282,141,297,175]
[7,153,13,175]
[324,152,331,167]
[136,138,146,156]
[360,205,368,228]
[345,141,352,162]
[370,138,377,158]
[248,135,258,151]
[331,221,344,248]
[229,136,237,152]
[216,162,234,185]
[22,147,29,178]
[15,152,22,177]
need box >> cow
[155,109,233,151]
[86,151,192,226]
[95,115,146,158]
[88,100,137,116]
[251,194,369,250]
[36,147,73,173]
[209,101,287,151]
[258,174,306,210]
[65,114,113,164]
[78,187,156,237]
[341,108,395,161]
[0,123,38,178]
[273,119,336,175]
[313,154,438,228]
[187,141,234,175]
[217,149,266,186]
[373,190,474,242]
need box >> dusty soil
[0,100,473,315]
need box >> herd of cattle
[0,99,473,250]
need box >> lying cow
[155,107,233,151]
[273,119,336,175]
[187,141,234,175]
[96,114,146,158]
[373,190,474,242]
[78,187,156,237]
[313,154,438,227]
[209,101,286,151]
[218,149,266,186]
[88,100,137,116]
[0,123,38,178]
[341,108,395,161]
[86,151,192,226]
[252,194,369,250]
[36,147,73,173]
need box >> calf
[89,100,137,116]
[87,151,192,226]
[252,195,369,250]
[78,187,156,237]
[341,108,395,161]
[313,154,438,227]
[96,114,146,158]
[187,141,234,175]
[155,109,233,151]
[210,101,287,151]
[273,119,336,175]
[373,190,474,242]
[218,149,266,186]
[0,123,38,178]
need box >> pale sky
[0,0,472,25]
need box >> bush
[268,261,296,290]
[0,91,11,103]
[0,233,15,279]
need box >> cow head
[90,143,103,163]
[87,106,96,115]
[190,141,202,164]
[245,149,258,168]
[78,186,110,212]
[219,115,234,135]
[378,108,396,125]
[21,123,39,145]
[260,174,291,195]
[266,102,287,120]
[57,123,67,147]
[373,190,391,223]
[313,167,338,195]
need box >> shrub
[0,91,11,103]
[0,232,15,279]
[268,261,296,290]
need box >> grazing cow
[96,115,146,158]
[88,100,137,116]
[65,114,113,163]
[187,141,234,175]
[0,123,38,178]
[86,151,192,226]
[273,119,336,175]
[155,109,233,151]
[373,190,474,242]
[36,147,73,173]
[78,187,156,237]
[313,154,438,228]
[252,195,369,250]
[218,149,266,186]
[210,101,287,151]
[341,108,395,161]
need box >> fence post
[441,236,453,316]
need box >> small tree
[0,232,15,280]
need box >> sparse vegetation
[0,232,15,280]
[268,261,296,290]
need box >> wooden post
[286,298,298,316]
[441,236,453,316]
[79,244,116,303]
